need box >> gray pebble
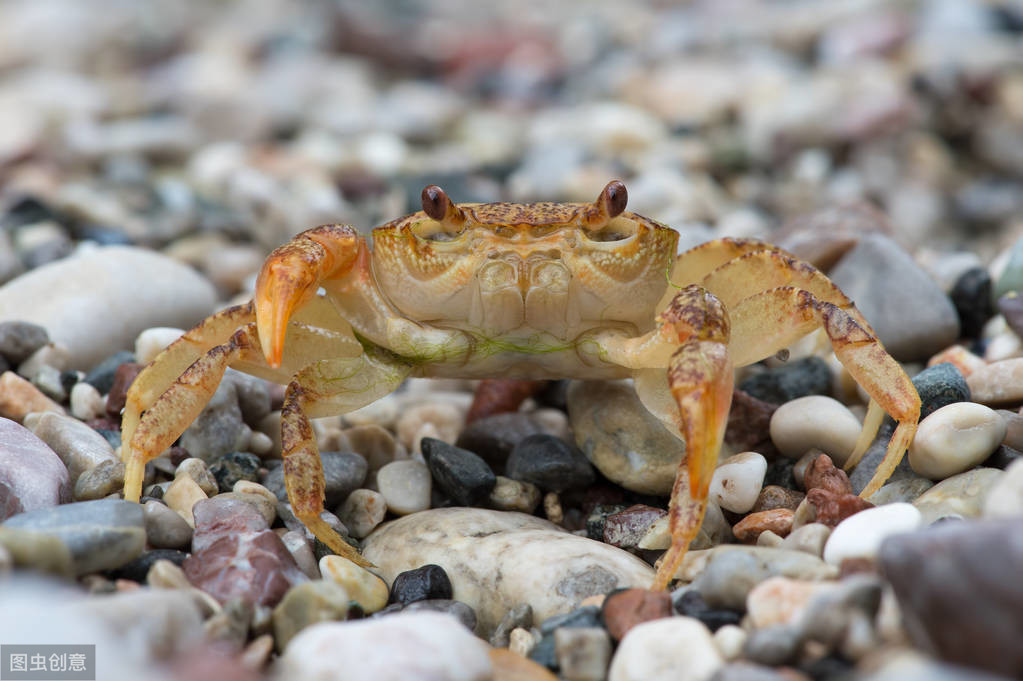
[179,379,250,462]
[175,457,219,496]
[0,321,49,364]
[264,451,367,508]
[25,411,119,486]
[143,500,193,550]
[73,459,125,501]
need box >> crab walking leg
[279,350,411,567]
[649,285,734,591]
[727,287,920,498]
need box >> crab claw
[255,225,361,368]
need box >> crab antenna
[421,185,467,232]
[581,180,628,229]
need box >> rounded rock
[272,580,349,652]
[421,438,496,506]
[336,488,388,538]
[133,327,184,365]
[505,434,596,493]
[390,564,454,605]
[0,417,71,520]
[912,468,1004,524]
[143,500,193,550]
[770,396,862,465]
[72,459,125,501]
[319,555,389,613]
[709,452,767,513]
[487,475,541,513]
[823,503,922,565]
[608,616,723,681]
[909,402,1007,480]
[376,460,431,516]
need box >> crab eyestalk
[421,185,468,235]
[580,179,628,230]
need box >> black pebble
[421,438,496,506]
[949,267,993,338]
[389,564,453,605]
[454,413,546,470]
[209,451,262,491]
[505,434,595,493]
[109,549,187,583]
[738,357,832,405]
[910,362,971,421]
[673,590,742,631]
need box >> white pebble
[823,503,922,565]
[18,342,70,378]
[770,395,862,465]
[70,382,107,421]
[248,431,274,456]
[134,327,185,365]
[608,617,723,681]
[983,458,1023,518]
[276,613,492,681]
[712,625,746,661]
[708,451,766,513]
[908,402,1007,480]
[337,489,388,538]
[376,460,431,515]
[396,402,463,451]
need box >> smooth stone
[912,468,1004,524]
[336,488,387,537]
[376,460,431,515]
[950,267,993,338]
[823,503,922,565]
[280,530,320,580]
[603,505,668,549]
[30,363,66,402]
[2,498,144,575]
[208,451,261,491]
[683,546,838,610]
[72,459,125,501]
[390,564,453,605]
[0,371,64,421]
[738,357,832,405]
[272,580,350,652]
[82,351,135,395]
[909,403,1007,480]
[421,438,497,506]
[344,423,407,472]
[0,527,74,577]
[174,458,219,497]
[712,627,749,663]
[769,396,861,465]
[0,246,216,370]
[163,475,208,527]
[69,382,105,421]
[828,233,960,361]
[880,518,1023,678]
[110,548,187,584]
[179,379,250,463]
[0,417,71,520]
[746,576,836,628]
[709,452,767,513]
[602,588,673,642]
[455,412,546,469]
[505,434,596,493]
[362,508,654,636]
[638,502,731,551]
[993,234,1023,302]
[383,599,478,633]
[608,617,723,681]
[554,627,612,681]
[567,381,683,495]
[25,411,118,486]
[143,500,193,549]
[228,480,278,526]
[867,477,935,505]
[276,613,493,681]
[319,555,389,613]
[733,509,794,543]
[0,321,49,363]
[133,327,184,365]
[967,358,1023,405]
[751,485,805,513]
[264,450,367,508]
[396,402,465,452]
[780,523,831,557]
[488,475,542,513]
[983,459,1023,518]
[909,362,971,421]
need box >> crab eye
[421,185,449,221]
[417,184,467,240]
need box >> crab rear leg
[280,349,411,566]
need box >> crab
[120,180,920,590]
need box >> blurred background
[0,0,1021,300]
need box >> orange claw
[254,225,361,368]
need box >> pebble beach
[1,1,1023,680]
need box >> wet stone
[421,437,496,506]
[603,504,668,549]
[264,451,367,507]
[389,564,454,605]
[455,412,546,470]
[738,357,832,405]
[602,588,673,641]
[0,321,49,364]
[949,267,993,338]
[505,434,596,493]
[83,351,136,394]
[208,451,261,491]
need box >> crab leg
[649,284,734,590]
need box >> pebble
[750,486,805,513]
[0,417,71,520]
[912,467,1004,524]
[375,460,431,515]
[803,453,852,494]
[554,627,612,681]
[602,588,673,642]
[723,390,777,454]
[466,379,544,422]
[390,564,453,605]
[276,613,493,681]
[344,424,407,473]
[396,402,465,451]
[488,475,542,513]
[30,364,66,402]
[684,546,838,610]
[336,488,388,537]
[745,576,836,628]
[828,233,960,361]
[421,437,497,506]
[967,358,1023,406]
[732,509,794,543]
[183,496,306,607]
[3,498,145,575]
[608,616,723,681]
[0,527,74,577]
[319,555,389,613]
[24,411,118,487]
[179,380,251,463]
[949,267,993,338]
[272,580,350,652]
[926,346,985,380]
[822,502,921,565]
[490,603,534,648]
[0,246,216,370]
[455,412,547,469]
[175,457,219,496]
[82,351,135,395]
[228,480,279,526]
[867,477,935,505]
[709,451,767,513]
[603,505,667,549]
[568,381,683,495]
[908,402,1006,480]
[505,434,596,493]
[769,396,861,466]
[133,327,184,365]
[143,500,193,549]
[0,370,64,421]
[387,599,479,633]
[780,523,831,557]
[70,382,106,421]
[911,362,972,421]
[208,451,261,491]
[880,517,1023,678]
[983,459,1023,518]
[998,292,1023,338]
[264,450,367,507]
[738,357,832,405]
[72,459,125,500]
[163,475,208,527]
[362,508,653,637]
[104,362,142,417]
[0,321,49,364]
[280,530,320,580]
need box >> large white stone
[361,508,653,636]
[608,617,723,681]
[909,402,1007,480]
[0,246,216,369]
[823,503,922,565]
[274,612,492,681]
[770,395,862,465]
